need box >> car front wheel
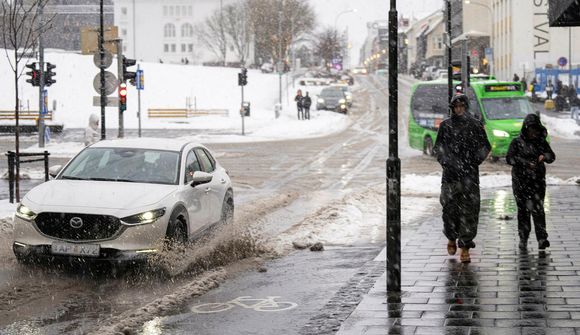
[164,209,188,250]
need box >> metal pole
[569,27,572,87]
[137,64,142,137]
[7,152,15,204]
[278,1,283,106]
[38,3,45,148]
[44,151,49,182]
[447,0,453,104]
[99,0,106,140]
[386,0,401,293]
[241,85,245,136]
[117,39,124,138]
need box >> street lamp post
[447,0,452,104]
[386,0,401,293]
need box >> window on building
[181,44,186,52]
[164,23,176,38]
[181,23,193,37]
[122,29,127,36]
[121,7,127,16]
[176,6,180,16]
[437,37,443,50]
[163,6,167,16]
[123,45,127,52]
[164,44,169,52]
[188,44,193,52]
[171,44,176,52]
[188,6,192,16]
[182,6,186,16]
[169,6,174,16]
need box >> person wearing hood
[506,114,555,250]
[433,94,491,263]
[84,113,100,146]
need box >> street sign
[93,71,117,95]
[558,57,568,67]
[93,51,113,69]
[136,69,144,90]
[93,96,119,107]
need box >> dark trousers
[547,91,553,100]
[440,181,480,248]
[514,187,548,242]
[297,106,303,120]
[304,107,310,120]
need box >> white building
[114,0,244,65]
[491,0,580,81]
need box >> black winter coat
[434,112,491,184]
[295,95,303,107]
[302,96,312,108]
[506,114,555,193]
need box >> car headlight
[339,98,346,104]
[317,98,325,103]
[15,204,37,222]
[121,208,166,226]
[493,129,510,138]
[340,104,346,109]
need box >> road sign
[93,71,117,95]
[93,96,119,107]
[136,69,144,90]
[93,51,113,69]
[558,57,568,67]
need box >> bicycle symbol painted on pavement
[191,296,298,314]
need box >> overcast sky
[308,0,443,65]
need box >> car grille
[34,213,124,241]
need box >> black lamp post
[386,0,401,293]
[447,0,453,104]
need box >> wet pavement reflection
[338,186,580,335]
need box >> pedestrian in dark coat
[434,94,491,263]
[513,73,520,82]
[302,92,312,120]
[506,114,555,250]
[546,80,554,100]
[295,89,304,120]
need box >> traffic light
[119,83,127,112]
[122,56,137,83]
[238,68,248,86]
[25,63,40,87]
[44,62,56,87]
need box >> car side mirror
[49,165,62,178]
[190,171,213,188]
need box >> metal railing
[5,151,50,204]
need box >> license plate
[51,242,100,257]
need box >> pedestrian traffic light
[44,62,56,87]
[122,56,137,83]
[119,83,127,112]
[25,63,40,87]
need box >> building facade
[114,0,246,65]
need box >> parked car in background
[13,138,234,264]
[317,87,349,114]
[261,63,274,73]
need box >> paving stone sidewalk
[338,185,580,335]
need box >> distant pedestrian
[302,92,312,120]
[84,113,100,146]
[295,89,304,120]
[546,80,554,100]
[556,78,563,95]
[506,114,555,251]
[521,77,528,92]
[513,73,520,82]
[530,78,537,102]
[434,94,491,263]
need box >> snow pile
[541,114,580,139]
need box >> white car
[13,138,234,264]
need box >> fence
[0,110,53,121]
[5,151,50,203]
[147,108,229,118]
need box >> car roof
[90,137,202,152]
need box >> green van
[407,79,542,160]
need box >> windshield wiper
[61,176,87,180]
[87,177,136,182]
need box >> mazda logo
[69,217,83,229]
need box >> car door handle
[220,179,226,184]
[205,187,211,193]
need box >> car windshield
[482,98,534,120]
[321,89,344,98]
[60,148,180,185]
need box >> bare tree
[315,27,342,71]
[196,8,228,65]
[247,0,315,65]
[1,0,52,201]
[223,1,251,66]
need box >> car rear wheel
[423,137,434,156]
[220,193,234,226]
